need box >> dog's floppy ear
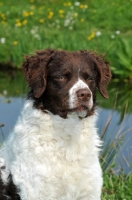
[85,51,111,98]
[22,49,54,98]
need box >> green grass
[102,171,132,199]
[0,0,132,79]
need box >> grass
[102,171,132,199]
[0,0,132,79]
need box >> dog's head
[22,49,111,118]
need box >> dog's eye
[56,76,67,81]
[83,73,94,81]
[87,77,93,81]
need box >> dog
[0,49,111,200]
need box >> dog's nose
[76,89,91,101]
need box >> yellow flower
[80,4,88,9]
[22,19,28,25]
[23,11,29,17]
[39,18,44,23]
[16,21,22,27]
[88,32,95,40]
[84,5,88,9]
[13,41,18,45]
[1,13,6,19]
[67,2,72,6]
[30,0,34,3]
[48,11,54,19]
[29,11,34,15]
[80,4,84,9]
[74,12,78,18]
[0,2,3,6]
[80,18,85,22]
[49,11,54,16]
[59,10,64,14]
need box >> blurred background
[0,0,132,198]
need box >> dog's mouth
[74,105,88,118]
[58,105,89,119]
[75,105,87,112]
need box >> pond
[0,69,132,174]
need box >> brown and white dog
[0,49,111,200]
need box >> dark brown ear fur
[92,53,112,98]
[22,49,54,98]
[81,50,112,98]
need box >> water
[98,107,132,173]
[0,96,25,141]
[0,70,132,173]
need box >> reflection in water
[98,80,132,121]
[98,107,132,174]
[0,97,25,141]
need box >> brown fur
[22,49,111,118]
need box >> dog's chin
[57,105,90,119]
[75,106,88,118]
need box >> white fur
[0,100,103,200]
[69,79,93,110]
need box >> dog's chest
[10,111,98,199]
[16,141,92,200]
[1,103,101,200]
